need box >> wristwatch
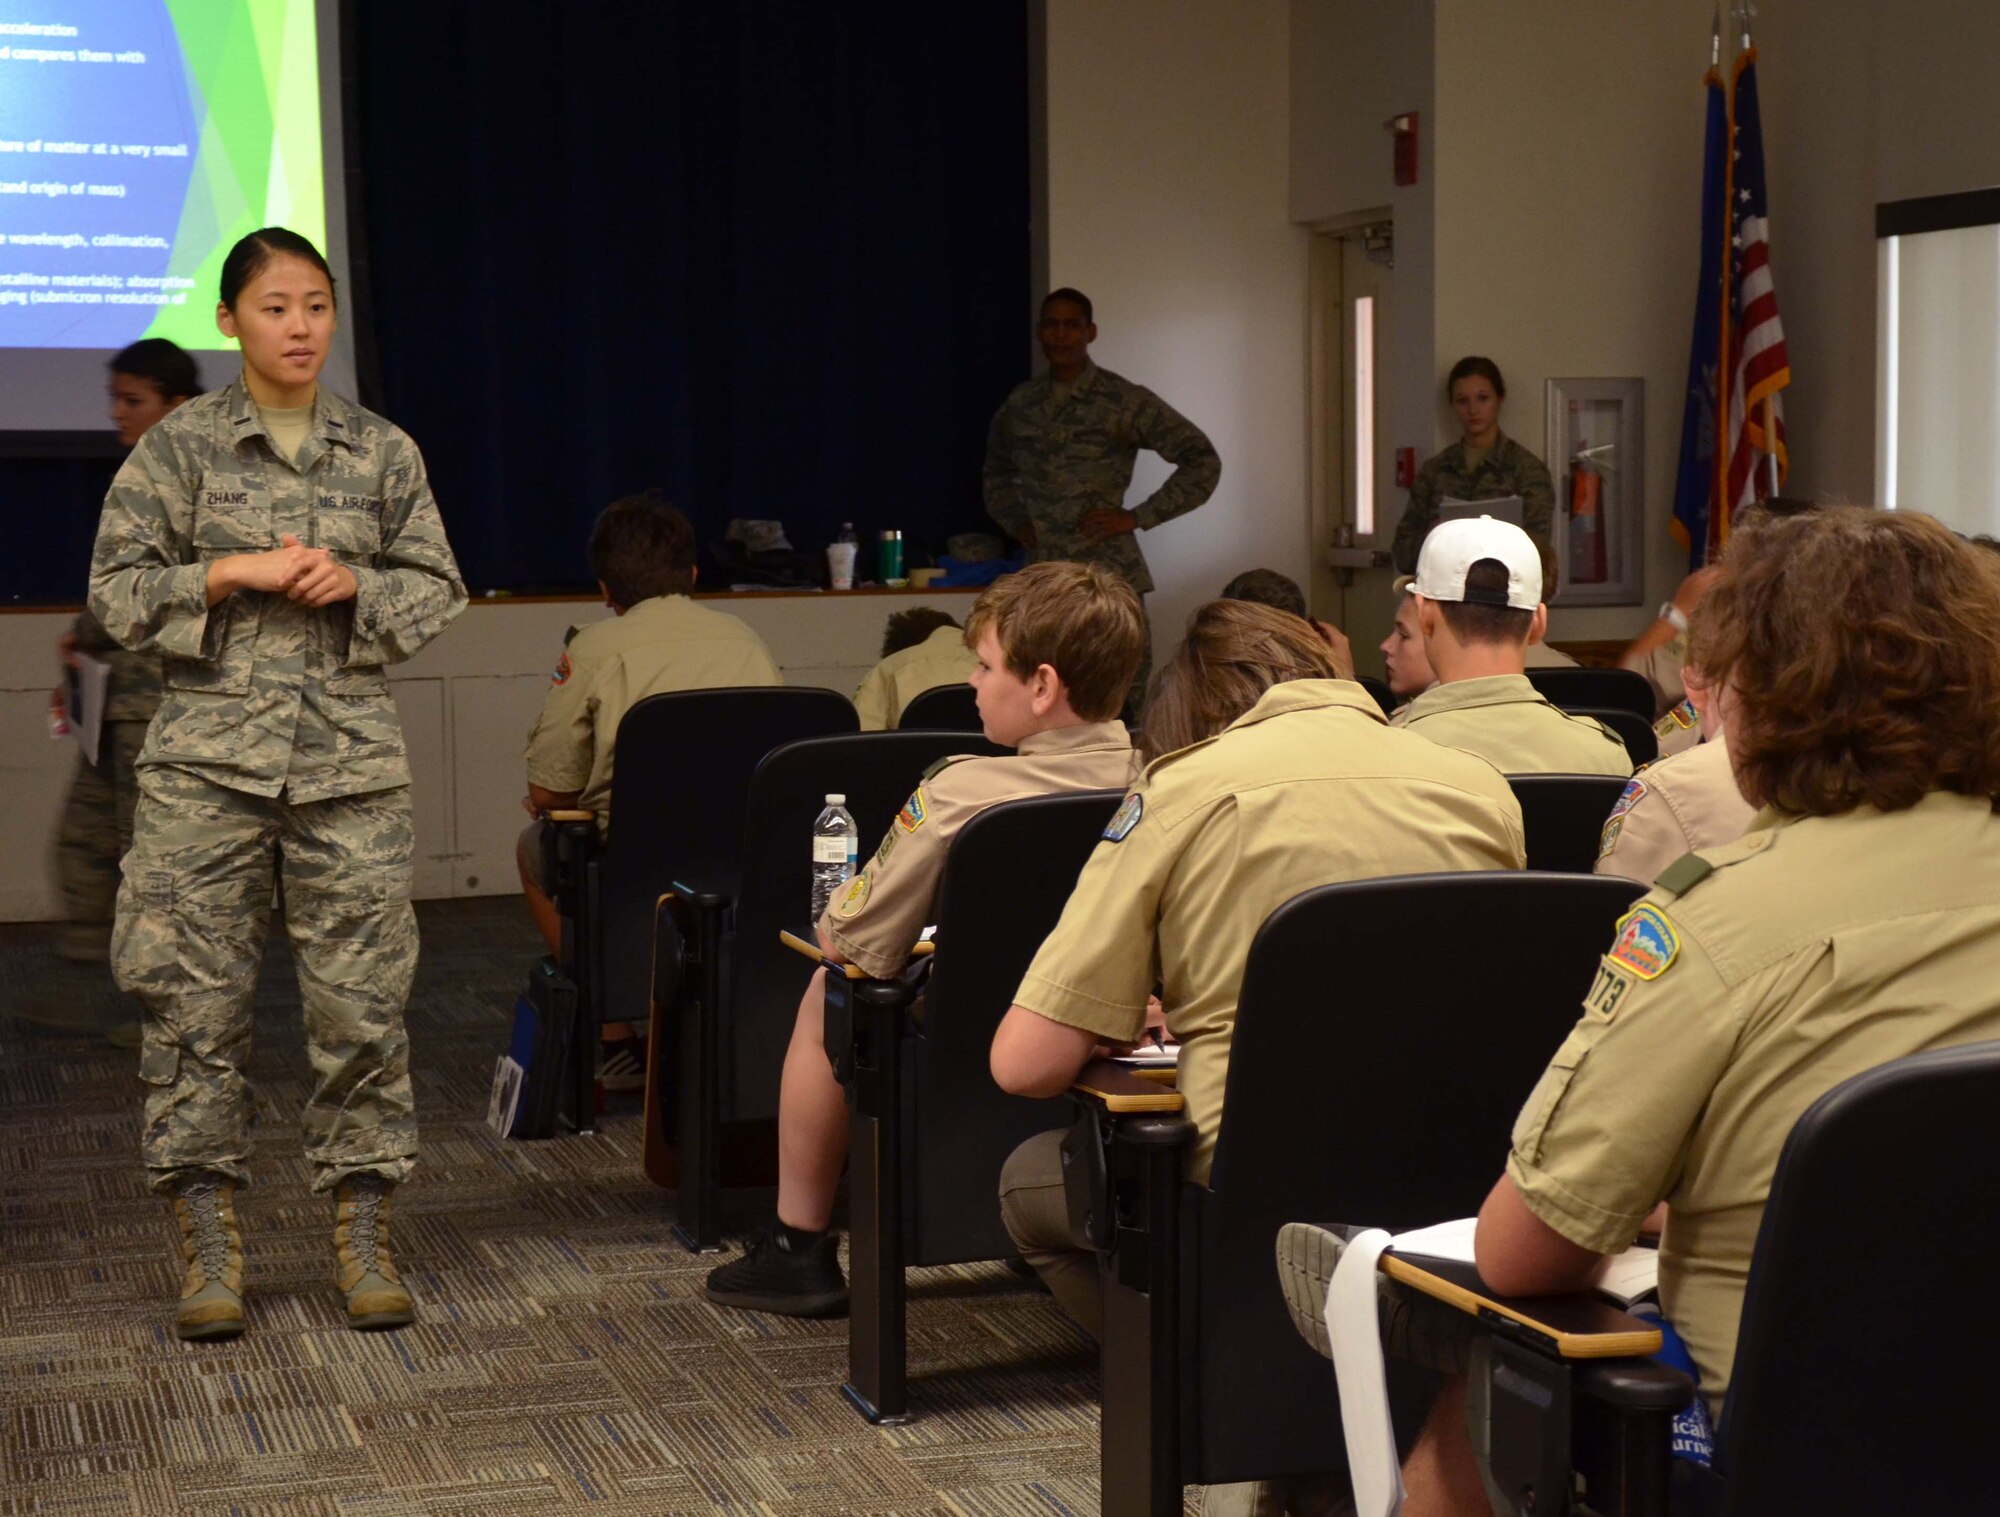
[1656,602,1690,634]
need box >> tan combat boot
[333,1174,416,1330]
[170,1172,246,1342]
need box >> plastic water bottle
[810,794,859,921]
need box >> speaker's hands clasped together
[206,534,358,608]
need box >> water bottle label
[813,837,851,864]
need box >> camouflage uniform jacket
[982,361,1220,594]
[87,379,467,803]
[1392,432,1556,574]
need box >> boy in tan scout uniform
[515,493,780,1084]
[1329,508,2000,1513]
[1390,517,1631,777]
[516,492,780,1082]
[1595,666,1755,886]
[703,561,1145,1316]
[851,607,978,730]
[989,600,1526,1339]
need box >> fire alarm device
[1384,112,1419,187]
[1395,447,1416,488]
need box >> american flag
[1719,47,1790,551]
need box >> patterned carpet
[0,899,1148,1515]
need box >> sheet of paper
[1592,1246,1661,1306]
[1388,1216,1477,1263]
[68,652,110,767]
[1437,494,1525,527]
[1326,1227,1406,1517]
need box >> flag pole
[1765,396,1780,497]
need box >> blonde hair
[1141,599,1339,758]
[963,560,1146,721]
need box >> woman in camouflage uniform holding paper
[87,228,466,1341]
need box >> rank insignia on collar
[1103,792,1143,842]
[1607,903,1680,980]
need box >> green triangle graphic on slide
[158,0,278,309]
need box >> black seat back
[1569,705,1659,766]
[1507,774,1631,873]
[1525,666,1656,722]
[1192,871,1644,1485]
[722,730,1005,1117]
[898,682,984,732]
[1717,1039,2000,1514]
[598,687,856,1025]
[908,790,1124,1263]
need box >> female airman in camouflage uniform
[88,228,466,1340]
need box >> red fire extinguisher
[1570,444,1606,585]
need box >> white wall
[1045,0,1309,662]
[1430,0,1711,641]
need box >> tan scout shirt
[88,379,467,802]
[1510,793,2000,1414]
[524,594,782,822]
[819,721,1139,978]
[853,623,978,731]
[1392,673,1632,778]
[1014,680,1527,1180]
[1594,737,1755,886]
[1523,641,1578,669]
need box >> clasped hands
[210,534,357,608]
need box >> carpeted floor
[0,899,1157,1515]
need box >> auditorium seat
[1526,666,1657,723]
[798,789,1123,1423]
[1068,871,1642,1511]
[649,727,1004,1250]
[1365,1037,2000,1515]
[897,682,984,732]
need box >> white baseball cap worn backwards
[1410,515,1543,610]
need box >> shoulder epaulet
[921,754,971,783]
[563,624,580,647]
[1653,853,1714,898]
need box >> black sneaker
[703,1223,847,1317]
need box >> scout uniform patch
[551,651,571,686]
[834,872,872,918]
[1655,698,1697,737]
[1598,815,1625,859]
[896,790,928,833]
[1607,903,1680,980]
[1608,777,1647,820]
[1103,792,1144,842]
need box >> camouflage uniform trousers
[114,764,420,1194]
[53,720,150,960]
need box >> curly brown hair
[1141,599,1340,759]
[1691,506,2000,815]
